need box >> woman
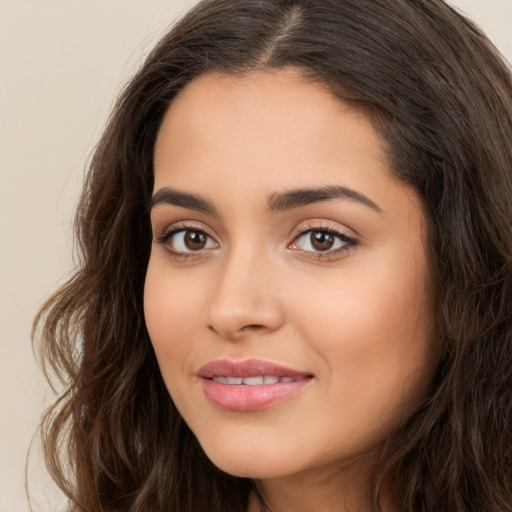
[34,0,512,511]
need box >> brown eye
[159,228,218,253]
[184,230,207,250]
[290,228,356,255]
[310,231,335,251]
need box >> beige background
[1,1,511,510]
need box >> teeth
[243,376,264,385]
[212,375,299,385]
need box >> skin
[144,68,438,511]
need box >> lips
[212,375,300,385]
[197,359,314,411]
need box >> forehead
[163,68,346,125]
[155,70,379,174]
[153,69,421,222]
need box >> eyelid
[154,220,219,256]
[288,221,359,259]
[154,219,214,239]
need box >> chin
[197,434,300,480]
[209,457,292,480]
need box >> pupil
[311,231,334,251]
[185,231,206,250]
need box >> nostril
[239,324,268,334]
[206,296,284,339]
[207,322,268,339]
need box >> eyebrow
[149,184,383,215]
[268,185,383,213]
[149,187,217,214]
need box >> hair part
[34,1,512,511]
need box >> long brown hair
[34,0,512,510]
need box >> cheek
[294,255,436,409]
[296,253,433,343]
[143,263,203,375]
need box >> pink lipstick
[197,359,314,411]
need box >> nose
[205,247,284,341]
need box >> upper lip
[197,359,313,379]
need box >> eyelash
[290,224,358,261]
[154,222,358,261]
[154,222,216,261]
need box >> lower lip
[201,378,312,411]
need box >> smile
[197,359,314,411]
[211,376,300,385]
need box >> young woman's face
[144,69,438,482]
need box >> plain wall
[1,1,511,510]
